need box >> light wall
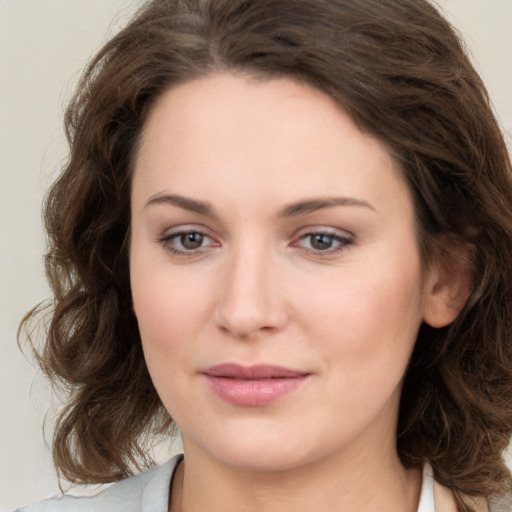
[1,0,511,509]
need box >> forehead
[132,73,408,218]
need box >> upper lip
[203,363,310,379]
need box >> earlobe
[422,242,474,328]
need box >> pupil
[181,233,204,249]
[311,234,333,250]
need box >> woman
[16,0,512,511]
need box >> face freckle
[129,73,436,473]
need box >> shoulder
[435,481,512,512]
[433,478,509,512]
[489,493,512,512]
[12,455,182,512]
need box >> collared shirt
[14,454,501,511]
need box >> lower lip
[204,375,309,406]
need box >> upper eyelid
[158,225,354,238]
[291,232,355,258]
[159,224,215,238]
[293,232,354,246]
[156,224,355,244]
[158,230,219,256]
[163,230,213,242]
[292,225,355,239]
[157,226,218,248]
[291,227,355,249]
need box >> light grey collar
[417,465,435,512]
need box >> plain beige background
[1,0,511,509]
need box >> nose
[213,246,289,339]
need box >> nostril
[215,309,283,339]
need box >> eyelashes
[158,226,354,258]
[291,231,353,254]
[159,230,219,255]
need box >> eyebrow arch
[278,197,375,217]
[145,193,216,217]
[144,193,375,218]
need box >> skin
[130,73,464,512]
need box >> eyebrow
[278,197,375,217]
[144,193,375,217]
[145,193,217,217]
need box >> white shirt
[14,454,501,511]
[417,465,436,512]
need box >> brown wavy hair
[21,0,512,507]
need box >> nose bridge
[214,238,286,337]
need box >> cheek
[297,256,425,386]
[130,256,210,370]
[130,275,203,421]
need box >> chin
[182,417,338,474]
[212,442,313,473]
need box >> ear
[422,241,474,328]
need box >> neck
[170,436,422,512]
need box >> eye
[159,229,218,254]
[292,230,353,254]
[177,232,206,250]
[306,234,338,251]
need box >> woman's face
[130,74,440,472]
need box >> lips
[202,364,310,407]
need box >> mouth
[202,363,311,407]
